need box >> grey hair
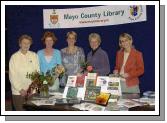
[88,33,101,44]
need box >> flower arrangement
[25,64,65,99]
[54,64,65,78]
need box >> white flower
[43,80,48,84]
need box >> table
[23,101,80,111]
[23,98,155,111]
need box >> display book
[62,73,122,106]
[96,76,122,102]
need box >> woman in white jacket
[9,34,40,111]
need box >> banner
[43,5,147,29]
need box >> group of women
[9,31,144,110]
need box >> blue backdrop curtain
[5,5,155,94]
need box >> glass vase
[40,84,49,98]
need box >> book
[87,73,97,79]
[84,86,101,102]
[55,98,82,105]
[72,102,105,111]
[96,76,122,100]
[75,74,86,87]
[63,86,86,100]
[96,76,109,87]
[31,99,56,106]
[89,105,105,111]
[107,77,122,97]
[86,73,97,86]
[95,92,111,106]
[117,99,142,108]
[132,97,155,106]
[66,76,77,87]
[66,87,78,99]
[86,79,96,87]
[105,102,119,111]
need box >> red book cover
[75,73,87,87]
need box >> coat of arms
[50,9,58,25]
[50,14,58,25]
[130,5,139,17]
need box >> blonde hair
[88,33,101,44]
[119,33,133,44]
[18,34,33,44]
[66,31,77,40]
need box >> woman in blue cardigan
[37,31,62,92]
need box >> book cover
[107,77,122,97]
[75,74,86,87]
[86,73,97,86]
[66,87,78,99]
[84,86,101,102]
[96,76,109,87]
[96,76,122,100]
[66,76,77,87]
[86,79,96,87]
[63,86,86,100]
[96,92,111,106]
[118,99,142,108]
[55,98,81,104]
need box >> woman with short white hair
[87,33,110,76]
[9,34,40,110]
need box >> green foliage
[26,71,54,87]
